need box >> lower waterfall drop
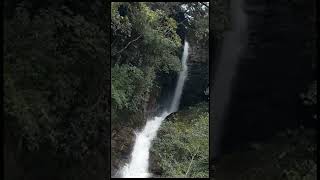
[120,41,189,178]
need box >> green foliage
[111,2,182,125]
[111,2,181,70]
[184,2,209,45]
[111,64,154,112]
[147,2,210,52]
[151,103,209,178]
[111,2,132,37]
[4,4,108,159]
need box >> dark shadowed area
[210,0,317,179]
[4,0,110,179]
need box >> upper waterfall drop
[169,41,189,113]
[120,41,189,178]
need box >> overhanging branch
[112,34,142,56]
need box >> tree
[111,2,182,122]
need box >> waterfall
[120,41,189,178]
[170,41,189,113]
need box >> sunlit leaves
[152,103,209,177]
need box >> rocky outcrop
[111,126,135,177]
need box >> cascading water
[170,41,189,113]
[120,41,189,178]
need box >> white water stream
[120,41,189,178]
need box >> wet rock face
[111,126,135,177]
[211,0,316,156]
[164,112,177,122]
[180,44,209,109]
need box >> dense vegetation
[4,1,109,179]
[151,103,209,178]
[111,2,182,124]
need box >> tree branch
[200,2,209,8]
[185,146,199,177]
[112,34,142,56]
[177,18,188,25]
